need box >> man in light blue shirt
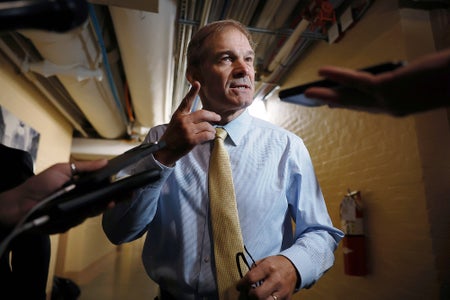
[102,19,343,299]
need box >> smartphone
[278,61,405,107]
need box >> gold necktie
[209,128,247,299]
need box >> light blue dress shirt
[102,110,343,299]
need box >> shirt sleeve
[102,125,173,244]
[279,138,343,290]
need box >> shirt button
[203,256,209,263]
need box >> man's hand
[304,48,450,116]
[237,255,299,300]
[154,81,221,166]
[0,159,108,227]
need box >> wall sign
[0,105,40,162]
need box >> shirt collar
[220,110,252,146]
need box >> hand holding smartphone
[21,141,165,233]
[278,61,405,107]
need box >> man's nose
[233,59,252,77]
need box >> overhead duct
[0,35,90,137]
[109,0,177,128]
[71,137,139,160]
[19,22,128,139]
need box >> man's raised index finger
[178,81,201,114]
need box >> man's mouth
[230,83,250,89]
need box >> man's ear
[186,72,194,85]
[186,66,200,84]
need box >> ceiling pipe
[109,0,177,128]
[19,22,128,139]
[0,38,89,137]
[71,137,140,160]
[267,19,310,73]
[252,0,284,46]
[171,0,197,112]
[88,3,127,125]
[199,0,212,27]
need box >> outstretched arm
[305,48,450,116]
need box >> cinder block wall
[267,1,449,299]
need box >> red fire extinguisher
[340,190,368,276]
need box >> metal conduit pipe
[88,4,128,125]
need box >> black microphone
[0,0,88,32]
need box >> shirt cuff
[280,246,317,290]
[131,152,174,173]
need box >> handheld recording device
[0,141,165,257]
[22,141,165,231]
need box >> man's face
[191,28,255,119]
